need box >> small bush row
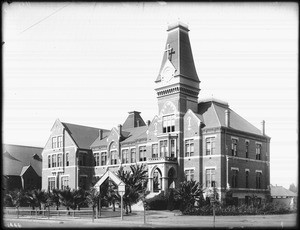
[183,203,295,216]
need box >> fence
[4,207,120,221]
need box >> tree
[51,189,61,210]
[174,180,204,212]
[24,190,37,210]
[6,190,25,215]
[86,187,100,214]
[117,163,148,214]
[59,189,76,215]
[73,188,88,210]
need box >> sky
[3,2,298,189]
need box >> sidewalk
[3,211,297,228]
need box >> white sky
[3,2,298,189]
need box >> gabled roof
[62,122,109,149]
[156,21,199,83]
[270,185,297,197]
[20,165,31,177]
[198,99,263,136]
[2,144,43,177]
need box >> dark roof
[62,122,109,149]
[122,111,146,130]
[156,22,199,83]
[90,127,132,148]
[270,185,297,197]
[121,126,148,144]
[2,144,43,177]
[198,99,263,136]
[90,133,109,148]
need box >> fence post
[35,209,37,219]
[17,208,19,219]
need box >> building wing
[199,99,265,136]
[2,144,43,177]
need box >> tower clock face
[162,66,173,82]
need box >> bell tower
[155,21,200,116]
[153,22,201,185]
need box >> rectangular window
[94,152,100,166]
[61,176,69,190]
[79,155,83,166]
[256,172,262,189]
[57,154,63,167]
[206,137,215,155]
[48,155,51,168]
[66,152,69,166]
[206,169,216,187]
[131,148,136,163]
[185,169,195,181]
[152,144,158,158]
[245,171,249,188]
[245,141,249,158]
[139,146,147,161]
[122,149,129,164]
[48,177,55,190]
[231,170,238,188]
[101,152,107,166]
[110,150,117,165]
[256,144,262,160]
[185,139,194,157]
[162,114,175,133]
[232,139,238,156]
[160,140,168,157]
[52,155,56,167]
[170,139,176,158]
[57,136,63,148]
[52,137,57,149]
[79,154,86,166]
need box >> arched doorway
[153,168,162,192]
[168,167,176,189]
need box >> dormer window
[162,114,175,133]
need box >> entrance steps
[131,192,160,211]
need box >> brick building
[42,22,270,203]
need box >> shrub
[145,192,168,210]
[182,202,294,216]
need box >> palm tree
[24,190,37,210]
[7,190,25,216]
[73,188,87,210]
[86,187,100,215]
[59,189,76,215]
[51,189,61,210]
[174,180,204,212]
[30,189,46,211]
[117,163,148,214]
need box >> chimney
[147,120,151,126]
[225,110,230,127]
[118,124,122,136]
[261,120,265,136]
[99,129,103,140]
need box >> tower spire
[156,21,200,84]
